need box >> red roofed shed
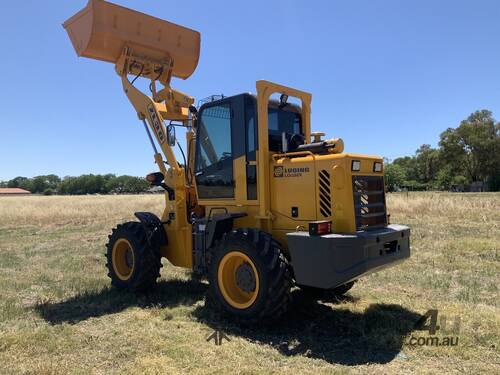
[0,188,32,195]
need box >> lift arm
[115,47,195,267]
[63,0,201,267]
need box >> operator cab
[194,93,304,200]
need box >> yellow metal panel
[161,225,192,268]
[270,156,317,226]
[256,80,313,232]
[233,155,248,203]
[269,152,384,235]
[256,83,272,229]
[332,160,356,233]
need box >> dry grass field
[0,192,498,374]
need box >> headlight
[373,162,382,172]
[351,160,361,171]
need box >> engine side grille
[318,170,332,218]
[352,175,387,230]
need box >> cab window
[268,106,302,151]
[195,103,234,199]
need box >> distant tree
[403,179,429,191]
[31,175,60,193]
[43,188,54,196]
[384,164,406,191]
[439,110,500,186]
[453,175,468,187]
[59,174,148,195]
[393,156,418,182]
[7,176,33,191]
[434,165,452,190]
[102,174,116,193]
[122,176,149,193]
[59,176,79,195]
[44,174,61,190]
[415,144,441,183]
[72,174,108,194]
[106,175,148,193]
[104,175,123,193]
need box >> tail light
[309,220,332,236]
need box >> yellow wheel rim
[112,238,135,281]
[217,251,259,309]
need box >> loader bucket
[63,0,200,79]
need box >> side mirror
[167,124,176,146]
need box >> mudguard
[134,212,168,248]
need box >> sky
[0,0,499,180]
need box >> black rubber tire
[299,281,356,300]
[106,221,162,292]
[207,228,292,322]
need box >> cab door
[195,100,235,200]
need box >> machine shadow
[35,278,208,325]
[36,280,420,366]
[193,290,421,366]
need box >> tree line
[1,109,498,195]
[384,110,499,191]
[0,174,150,195]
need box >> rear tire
[106,221,162,292]
[208,228,292,321]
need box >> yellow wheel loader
[64,0,410,320]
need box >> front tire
[106,222,162,292]
[208,229,292,321]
